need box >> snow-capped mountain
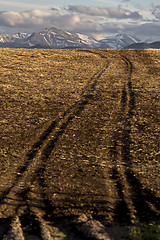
[0,32,31,48]
[99,33,141,49]
[0,32,30,43]
[26,27,100,49]
[0,28,144,49]
[0,27,100,49]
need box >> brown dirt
[0,49,159,239]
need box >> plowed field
[0,49,160,239]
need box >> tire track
[110,56,135,223]
[122,56,160,221]
[0,51,110,239]
[0,51,109,219]
[1,50,159,239]
[1,182,111,240]
[110,55,160,223]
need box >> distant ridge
[124,41,160,49]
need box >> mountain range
[0,26,159,49]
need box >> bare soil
[0,49,160,239]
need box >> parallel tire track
[0,52,109,240]
[110,55,160,224]
[1,50,159,239]
[0,51,109,237]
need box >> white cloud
[68,6,142,19]
[0,10,52,28]
[0,9,101,30]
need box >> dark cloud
[68,5,142,19]
[130,22,160,37]
[152,5,160,19]
[116,21,160,40]
[51,8,59,12]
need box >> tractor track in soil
[0,50,159,240]
[110,54,160,224]
[0,51,108,203]
[0,51,112,240]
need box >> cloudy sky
[0,0,160,40]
